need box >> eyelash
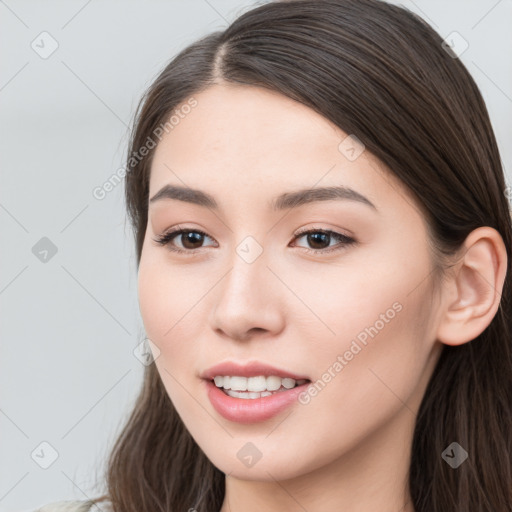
[152,227,356,256]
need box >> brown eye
[292,229,356,254]
[305,232,331,250]
[152,227,356,256]
[152,228,216,254]
[178,231,206,250]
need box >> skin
[137,83,507,512]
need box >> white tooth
[218,375,305,392]
[266,375,282,391]
[282,378,296,389]
[247,376,267,392]
[229,376,248,391]
[228,390,254,399]
[225,389,274,399]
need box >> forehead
[152,83,344,173]
[148,83,419,220]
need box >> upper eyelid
[161,226,350,239]
[163,223,351,235]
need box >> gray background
[1,1,511,510]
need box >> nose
[210,249,285,342]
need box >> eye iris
[182,231,204,249]
[308,232,330,249]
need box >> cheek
[276,251,411,350]
[293,230,433,350]
[137,255,208,412]
[287,231,430,368]
[137,251,204,363]
[294,244,435,421]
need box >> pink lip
[200,360,310,381]
[204,379,311,424]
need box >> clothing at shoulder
[35,499,112,512]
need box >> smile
[205,378,312,423]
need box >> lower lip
[204,379,311,424]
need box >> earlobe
[436,227,508,346]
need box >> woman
[36,0,512,510]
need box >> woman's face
[138,83,444,481]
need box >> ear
[436,226,508,346]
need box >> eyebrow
[149,184,377,211]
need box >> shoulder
[33,500,96,512]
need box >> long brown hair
[91,0,512,510]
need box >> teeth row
[225,389,281,399]
[213,375,307,392]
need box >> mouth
[204,376,312,423]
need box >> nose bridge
[211,234,284,339]
[220,236,270,308]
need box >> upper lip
[201,361,311,381]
